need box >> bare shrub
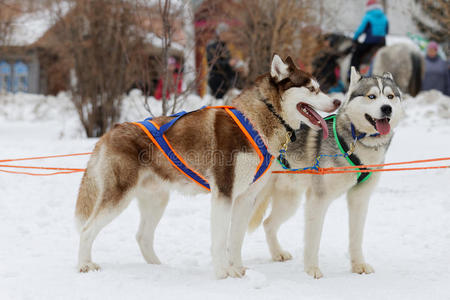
[227,0,317,86]
[132,0,204,116]
[53,0,140,137]
[413,0,450,55]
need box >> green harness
[277,115,373,185]
[325,115,371,184]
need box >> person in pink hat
[422,41,449,96]
[350,0,389,73]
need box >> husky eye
[387,94,394,99]
[367,94,376,100]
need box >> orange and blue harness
[133,106,273,191]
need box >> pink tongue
[375,119,391,135]
[305,106,329,139]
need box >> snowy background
[0,91,449,299]
[318,0,423,37]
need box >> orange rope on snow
[0,164,86,172]
[272,157,450,175]
[318,156,450,171]
[0,152,448,176]
[324,165,450,174]
[273,165,450,174]
[0,152,91,176]
[0,169,83,176]
[0,152,92,163]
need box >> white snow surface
[144,32,185,53]
[0,90,449,299]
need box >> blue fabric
[137,108,272,191]
[13,61,29,93]
[138,113,211,191]
[228,108,273,183]
[350,123,379,140]
[328,80,345,93]
[157,111,188,133]
[353,9,388,44]
[0,61,12,92]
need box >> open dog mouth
[297,103,328,139]
[365,113,391,135]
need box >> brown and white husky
[74,54,340,278]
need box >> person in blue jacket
[350,0,389,72]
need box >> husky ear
[382,72,394,80]
[350,66,361,84]
[271,54,289,82]
[284,56,297,69]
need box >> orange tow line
[0,153,448,176]
[0,152,92,176]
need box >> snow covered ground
[0,91,449,300]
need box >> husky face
[270,55,339,139]
[343,67,403,136]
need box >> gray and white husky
[249,67,403,278]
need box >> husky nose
[333,99,341,108]
[381,105,392,116]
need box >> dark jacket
[206,40,235,80]
[313,50,341,92]
[206,39,236,98]
[422,55,449,96]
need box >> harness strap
[155,106,236,134]
[225,108,274,182]
[326,115,371,184]
[134,106,273,191]
[158,111,189,133]
[133,119,211,191]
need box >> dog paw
[228,265,247,278]
[214,265,247,279]
[352,263,374,274]
[148,258,161,265]
[272,250,293,262]
[78,262,101,273]
[143,255,161,265]
[305,266,323,279]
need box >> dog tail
[74,150,101,232]
[248,196,271,233]
[409,51,422,97]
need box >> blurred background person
[350,0,389,73]
[422,41,449,96]
[206,23,238,99]
[313,34,352,93]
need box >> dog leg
[136,189,169,265]
[347,181,377,275]
[303,190,331,279]
[263,188,301,262]
[210,192,233,279]
[78,189,134,272]
[227,193,255,277]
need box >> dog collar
[350,123,379,140]
[261,98,296,142]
